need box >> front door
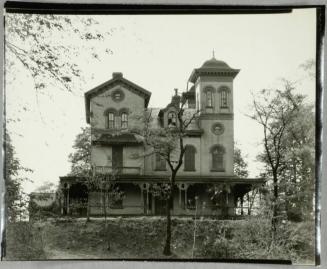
[112,146,123,169]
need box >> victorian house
[59,57,264,217]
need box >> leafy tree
[133,92,199,255]
[33,181,57,193]
[68,127,91,176]
[5,13,113,93]
[234,145,249,178]
[250,80,314,233]
[4,132,33,222]
[250,83,303,231]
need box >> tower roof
[201,57,230,69]
[188,57,240,83]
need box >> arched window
[210,145,225,171]
[184,145,196,171]
[168,112,177,127]
[108,112,115,129]
[206,91,213,107]
[121,112,128,129]
[220,89,229,108]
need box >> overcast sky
[6,8,316,193]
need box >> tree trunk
[271,171,279,234]
[86,187,90,222]
[163,195,172,256]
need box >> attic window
[168,112,177,127]
[112,89,124,102]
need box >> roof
[84,73,152,123]
[92,133,143,146]
[188,57,240,83]
[201,58,230,69]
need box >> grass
[4,216,315,263]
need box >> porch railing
[94,166,142,175]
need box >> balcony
[94,166,142,175]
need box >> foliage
[34,181,58,193]
[28,198,61,221]
[5,222,46,260]
[5,132,33,222]
[68,127,91,177]
[5,13,114,93]
[233,145,249,178]
[132,93,200,255]
[250,82,314,230]
[5,218,315,263]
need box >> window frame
[167,111,177,127]
[121,112,128,129]
[210,145,225,172]
[206,91,213,107]
[155,152,167,171]
[184,145,196,171]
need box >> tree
[68,127,91,177]
[233,145,249,178]
[5,13,113,94]
[33,181,57,193]
[133,92,199,256]
[271,99,315,222]
[4,132,33,222]
[250,82,310,232]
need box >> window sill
[154,169,167,171]
[210,169,225,172]
[220,106,229,109]
[183,169,196,172]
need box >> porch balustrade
[94,166,142,175]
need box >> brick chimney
[171,88,181,108]
[112,72,123,78]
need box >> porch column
[247,193,250,215]
[240,195,244,215]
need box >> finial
[174,88,178,96]
[212,49,215,58]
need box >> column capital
[177,183,188,190]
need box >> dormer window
[168,112,177,127]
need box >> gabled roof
[84,73,152,123]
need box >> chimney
[112,72,123,78]
[171,88,181,108]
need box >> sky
[5,8,316,193]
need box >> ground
[5,217,315,263]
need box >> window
[111,89,124,102]
[121,112,128,129]
[168,112,177,127]
[184,145,196,171]
[211,145,225,171]
[220,90,228,108]
[206,91,213,107]
[114,92,121,100]
[155,153,166,171]
[114,115,121,129]
[108,112,114,129]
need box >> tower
[188,56,240,176]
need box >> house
[59,57,264,217]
